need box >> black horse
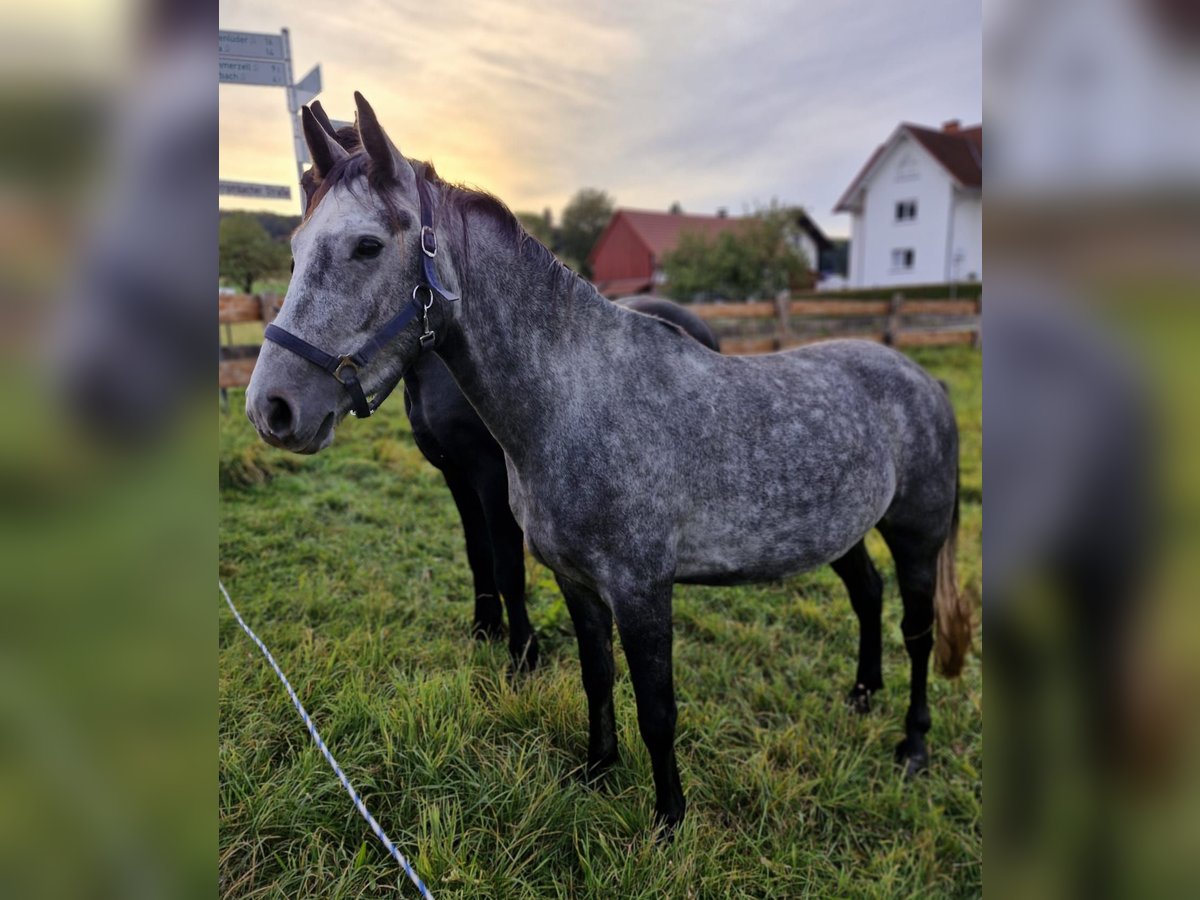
[402,296,719,673]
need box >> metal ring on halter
[333,356,359,385]
[412,283,435,310]
[420,225,437,258]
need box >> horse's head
[246,93,456,453]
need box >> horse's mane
[300,133,582,296]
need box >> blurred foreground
[986,0,1200,896]
[0,1,213,897]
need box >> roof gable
[834,122,982,213]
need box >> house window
[896,153,918,181]
[895,200,918,222]
[891,248,915,270]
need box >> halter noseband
[262,177,459,419]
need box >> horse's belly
[674,523,855,585]
[673,463,895,584]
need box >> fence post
[774,290,791,350]
[884,292,903,345]
[259,293,282,325]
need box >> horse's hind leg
[479,473,539,673]
[832,539,884,713]
[878,526,940,776]
[442,470,504,641]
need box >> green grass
[219,345,982,898]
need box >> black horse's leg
[610,586,685,833]
[831,539,885,713]
[880,527,939,777]
[556,576,617,777]
[479,474,539,673]
[441,469,504,640]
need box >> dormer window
[895,200,918,222]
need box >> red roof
[906,123,982,188]
[588,209,749,266]
[834,121,982,212]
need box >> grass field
[218,345,982,899]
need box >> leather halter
[263,177,459,419]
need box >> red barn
[588,209,748,298]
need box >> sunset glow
[219,1,982,233]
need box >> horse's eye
[354,237,384,260]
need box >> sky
[219,0,982,237]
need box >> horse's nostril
[266,395,295,438]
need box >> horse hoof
[894,738,929,778]
[652,805,685,842]
[472,620,505,642]
[846,683,874,715]
[509,637,539,675]
[576,750,618,788]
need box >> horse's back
[616,295,720,351]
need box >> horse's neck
[435,222,620,461]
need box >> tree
[219,213,289,293]
[660,204,811,302]
[558,188,614,278]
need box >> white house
[835,121,982,288]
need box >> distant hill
[219,209,300,243]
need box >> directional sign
[219,180,292,200]
[219,30,285,59]
[293,64,322,107]
[220,58,288,86]
[219,26,316,211]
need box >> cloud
[220,0,980,233]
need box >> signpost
[219,27,320,211]
[218,180,292,201]
[218,31,284,59]
[218,59,288,86]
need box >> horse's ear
[353,91,415,188]
[301,106,348,179]
[309,101,339,141]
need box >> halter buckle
[420,226,437,258]
[333,356,359,385]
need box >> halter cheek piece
[262,178,460,419]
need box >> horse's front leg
[607,579,685,833]
[480,475,538,674]
[441,470,503,640]
[556,576,617,777]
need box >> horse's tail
[934,386,971,678]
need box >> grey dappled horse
[247,93,972,831]
[403,295,717,676]
[298,104,719,677]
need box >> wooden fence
[219,292,980,389]
[690,294,982,355]
[219,293,281,389]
